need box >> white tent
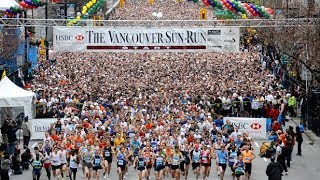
[0,0,19,11]
[0,76,36,119]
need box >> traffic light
[200,8,207,20]
[94,15,102,26]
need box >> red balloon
[20,1,26,7]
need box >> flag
[1,70,6,79]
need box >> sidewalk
[289,116,320,147]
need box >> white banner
[30,118,69,140]
[223,117,267,139]
[53,27,240,52]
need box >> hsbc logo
[250,123,262,130]
[75,35,84,41]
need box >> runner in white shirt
[60,145,68,180]
[69,149,80,180]
[50,146,62,180]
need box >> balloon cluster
[201,0,274,19]
[5,0,48,17]
[68,0,106,26]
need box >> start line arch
[0,18,318,28]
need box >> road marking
[263,158,268,162]
[254,142,259,148]
[32,143,38,148]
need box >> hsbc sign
[224,117,267,139]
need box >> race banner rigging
[53,27,240,52]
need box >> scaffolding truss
[0,18,319,28]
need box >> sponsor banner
[31,118,69,140]
[53,27,239,52]
[223,117,267,139]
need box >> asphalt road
[9,120,320,180]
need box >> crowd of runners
[11,49,300,180]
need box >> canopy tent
[0,76,35,120]
[0,0,19,11]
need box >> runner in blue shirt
[217,145,229,180]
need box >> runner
[83,145,93,180]
[228,145,238,178]
[60,144,68,179]
[242,145,256,180]
[233,155,245,180]
[79,144,88,178]
[68,149,80,180]
[117,147,128,180]
[201,145,211,180]
[103,141,113,179]
[50,146,62,180]
[191,144,201,180]
[134,149,147,180]
[92,148,103,180]
[154,149,165,180]
[41,142,52,180]
[181,143,191,180]
[171,145,183,180]
[217,145,228,180]
[214,137,223,176]
[144,146,154,180]
[164,144,172,180]
[31,147,44,180]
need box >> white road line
[254,142,259,148]
[263,158,268,162]
[31,143,38,148]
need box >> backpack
[299,125,305,133]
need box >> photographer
[20,117,31,149]
[6,120,19,156]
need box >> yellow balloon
[92,0,97,3]
[73,19,78,24]
[76,16,81,20]
[88,2,93,7]
[242,14,247,19]
[83,6,87,11]
[82,10,86,15]
[86,3,90,8]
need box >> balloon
[88,1,93,7]
[92,0,97,3]
[241,14,247,19]
[83,6,87,11]
[82,10,86,14]
[76,16,81,20]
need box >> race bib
[202,156,207,161]
[172,157,179,165]
[105,151,110,157]
[193,155,200,162]
[118,159,124,165]
[95,158,101,165]
[138,161,144,167]
[156,159,163,166]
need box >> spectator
[20,117,31,149]
[266,156,283,180]
[0,153,11,180]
